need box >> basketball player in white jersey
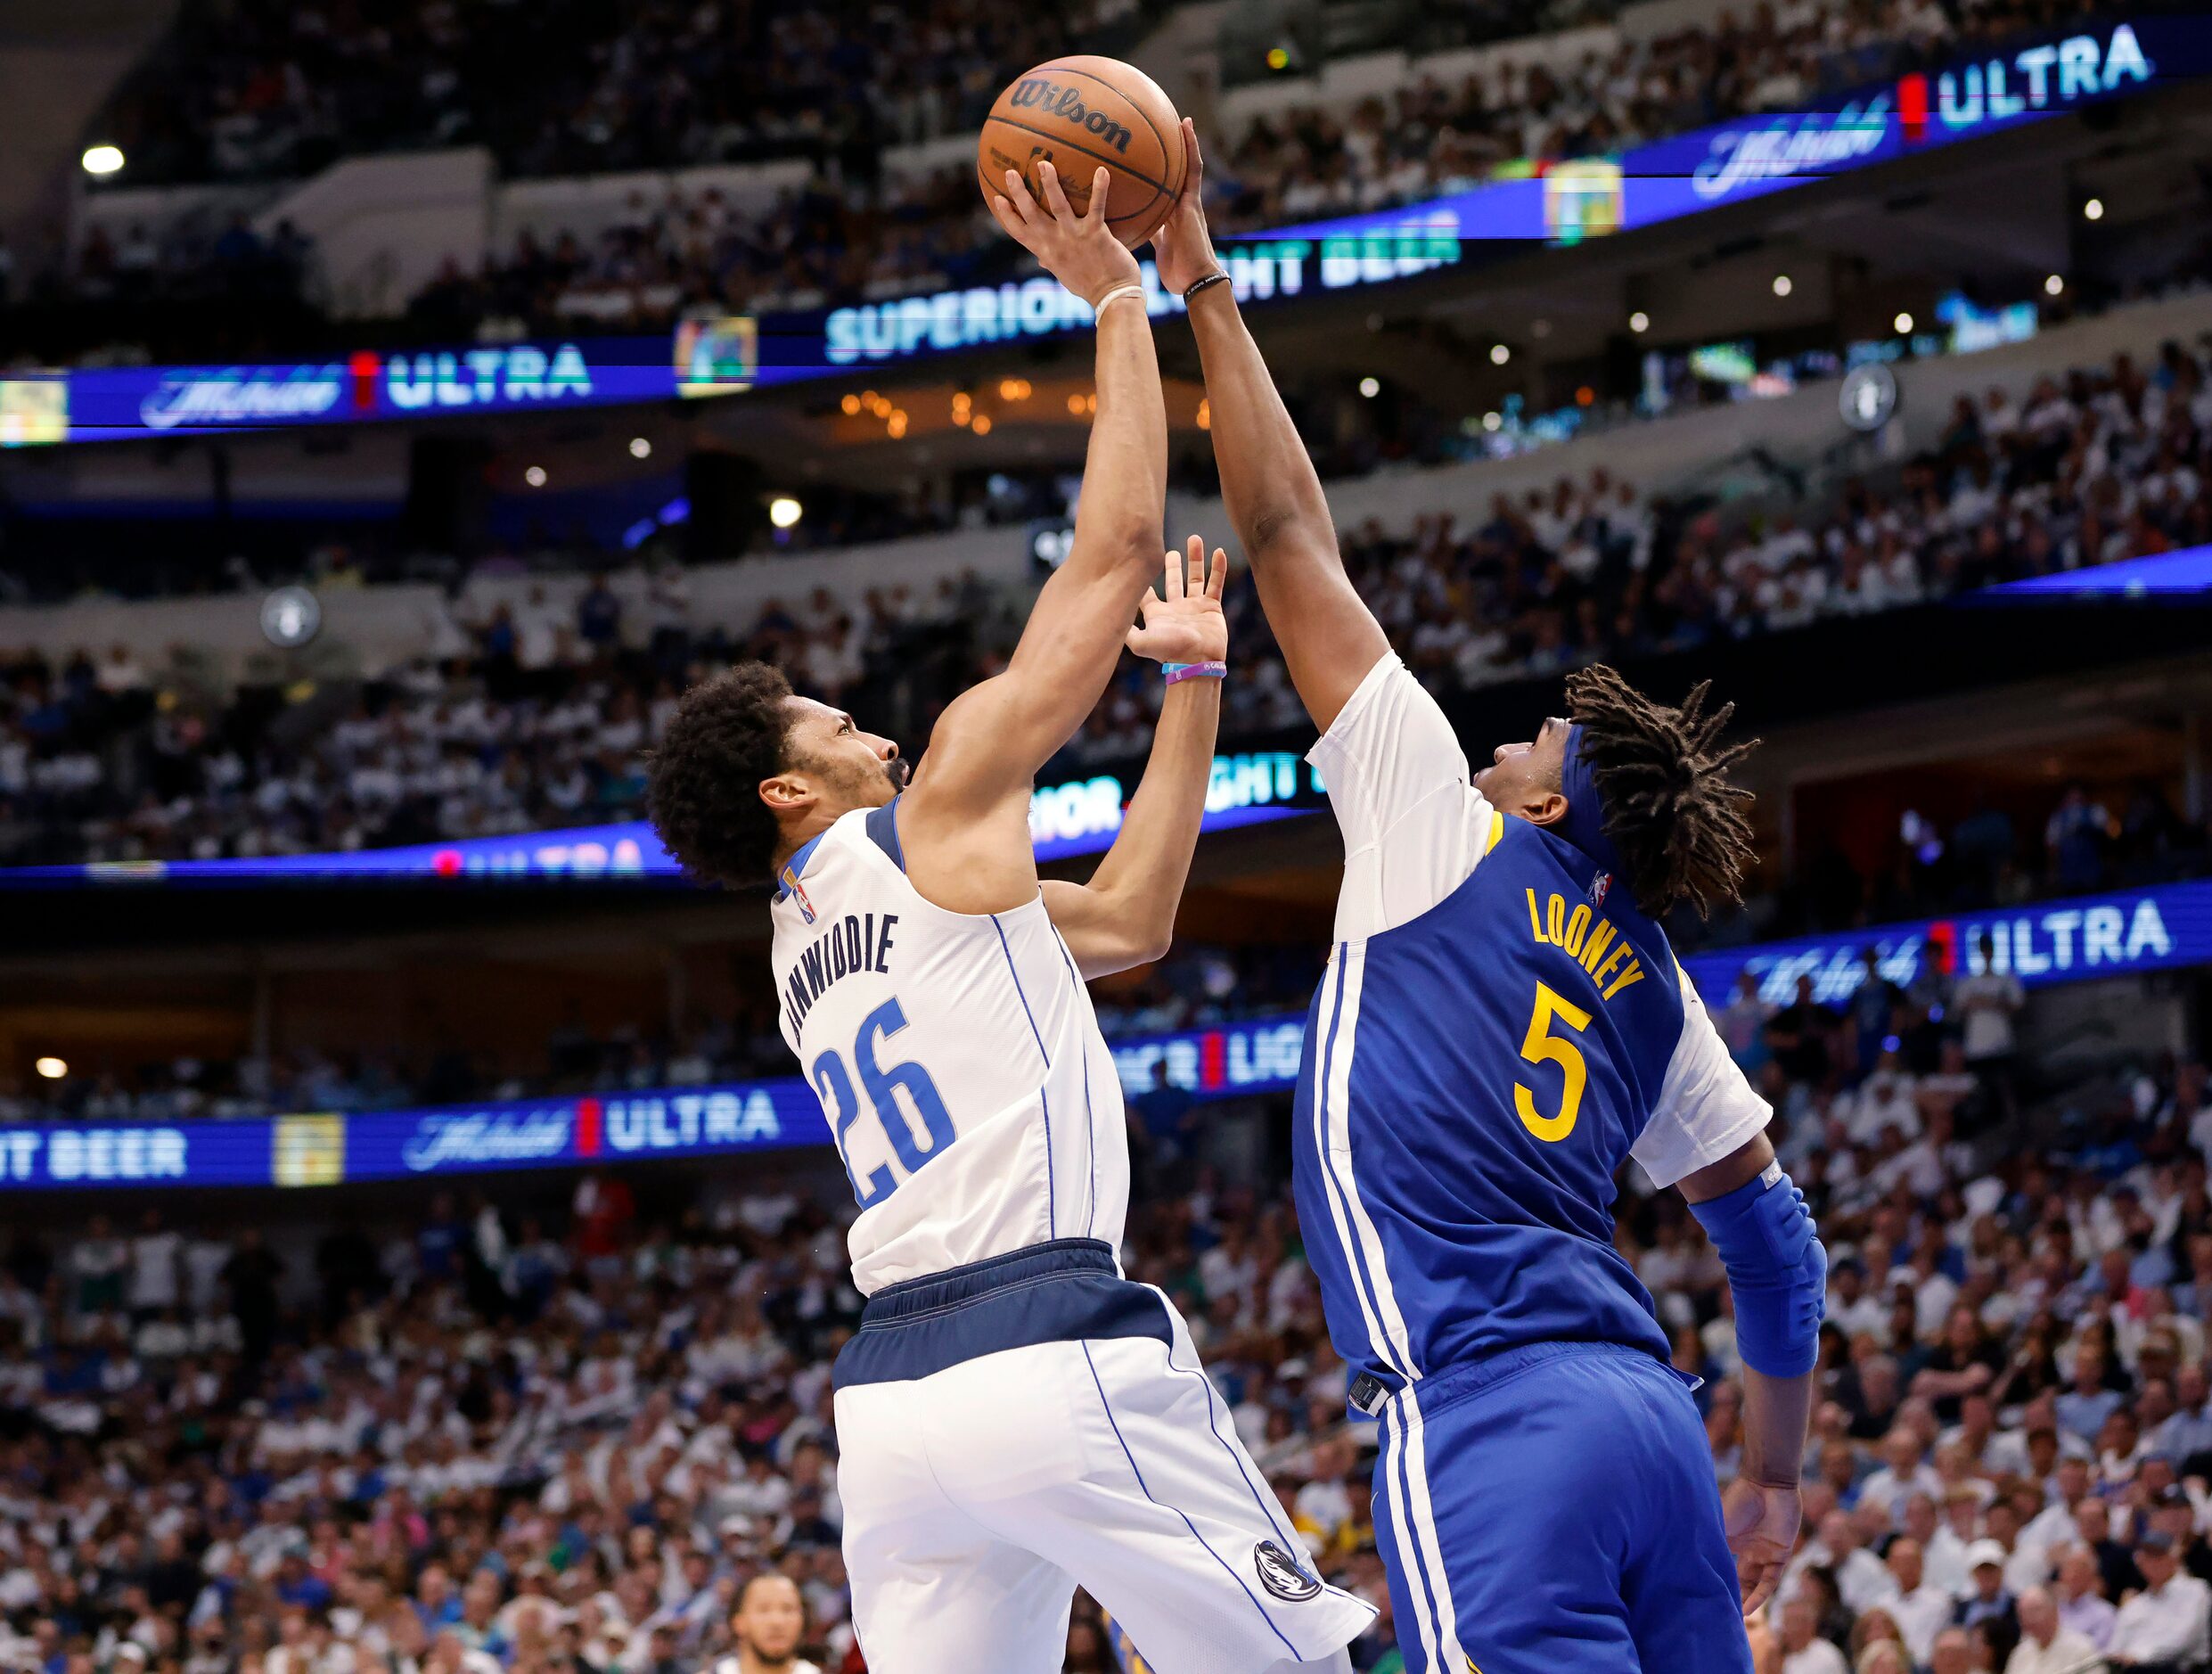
[647,162,1372,1674]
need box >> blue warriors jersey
[1291,657,1769,1405]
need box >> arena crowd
[2,950,2210,1672]
[43,0,2108,347]
[4,333,2209,886]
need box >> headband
[1556,722,1626,882]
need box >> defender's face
[780,697,906,816]
[1472,715,1570,819]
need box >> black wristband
[1181,271,1231,305]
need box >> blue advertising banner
[6,875,2209,1188]
[0,1010,1315,1191]
[0,751,1323,885]
[1979,540,2212,596]
[8,14,2196,445]
[0,1120,267,1188]
[57,339,684,445]
[1677,876,2212,1006]
[343,1082,819,1182]
[811,12,2197,368]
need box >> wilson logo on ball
[1007,78,1133,153]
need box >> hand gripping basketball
[986,159,1143,312]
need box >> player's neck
[771,809,840,879]
[736,1651,797,1674]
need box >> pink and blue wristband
[1161,661,1227,686]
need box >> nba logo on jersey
[782,863,816,923]
[1590,870,1612,908]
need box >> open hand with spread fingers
[1126,535,1229,666]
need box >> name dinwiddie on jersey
[782,912,899,1033]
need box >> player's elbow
[1104,517,1164,570]
[1125,923,1174,968]
[1087,917,1172,976]
[1244,500,1327,560]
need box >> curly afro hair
[1564,663,1759,919]
[647,661,796,889]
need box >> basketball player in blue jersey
[647,162,1372,1674]
[1153,123,1825,1672]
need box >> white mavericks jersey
[770,798,1127,1295]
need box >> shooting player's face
[770,698,907,821]
[1472,716,1570,826]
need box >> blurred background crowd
[9,336,2212,886]
[2,962,2209,1673]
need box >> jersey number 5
[812,997,956,1207]
[1515,981,1593,1143]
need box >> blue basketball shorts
[1367,1342,1752,1674]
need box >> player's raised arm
[900,162,1167,907]
[1044,537,1227,977]
[1154,120,1389,734]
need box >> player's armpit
[1311,654,1495,941]
[1631,964,1773,1189]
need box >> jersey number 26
[812,997,956,1206]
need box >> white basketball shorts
[832,1238,1376,1672]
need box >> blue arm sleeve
[1689,1161,1827,1378]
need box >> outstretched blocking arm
[1045,540,1228,977]
[902,162,1167,910]
[1154,120,1387,734]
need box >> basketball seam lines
[1032,60,1179,194]
[979,114,1171,221]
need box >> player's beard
[807,748,907,812]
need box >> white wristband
[1091,283,1146,317]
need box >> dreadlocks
[1563,663,1759,918]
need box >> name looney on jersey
[1526,890,1648,1003]
[783,914,898,1034]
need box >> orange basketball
[978,56,1185,249]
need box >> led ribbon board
[0,1010,1315,1190]
[1,752,1325,885]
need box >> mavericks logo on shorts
[1252,1540,1322,1602]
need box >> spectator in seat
[1955,931,2026,1128]
[2106,1532,2211,1670]
[2057,1545,2120,1651]
[578,574,624,655]
[1768,972,1839,1088]
[2005,1584,2104,1674]
[2047,784,2111,893]
[1961,1541,2024,1669]
[713,1573,821,1674]
[1877,1535,1955,1667]
[1782,1592,1849,1674]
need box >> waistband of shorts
[859,1237,1121,1321]
[1352,1340,1687,1422]
[836,1240,1164,1388]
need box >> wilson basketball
[978,56,1186,249]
